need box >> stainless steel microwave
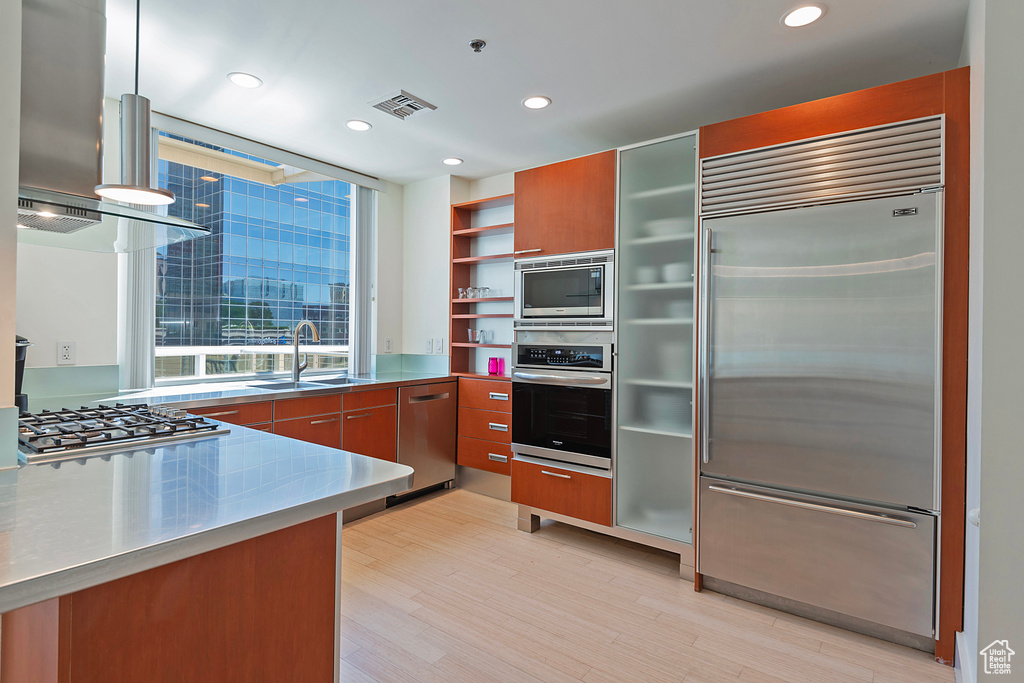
[514,250,614,329]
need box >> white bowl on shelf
[661,261,692,283]
[635,266,660,284]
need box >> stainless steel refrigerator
[698,192,942,641]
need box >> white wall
[399,175,467,356]
[959,1,985,679]
[16,244,118,367]
[973,1,1024,679]
[374,180,404,354]
[468,172,514,201]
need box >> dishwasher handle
[407,392,450,404]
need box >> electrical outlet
[57,340,76,366]
[425,338,433,354]
[434,337,444,354]
[384,337,393,353]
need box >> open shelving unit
[450,194,515,379]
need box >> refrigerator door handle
[700,226,713,465]
[707,485,918,528]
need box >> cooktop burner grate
[18,403,231,464]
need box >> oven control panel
[514,344,611,370]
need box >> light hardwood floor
[339,489,953,683]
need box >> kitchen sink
[250,381,330,391]
[310,377,375,386]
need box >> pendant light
[95,0,175,206]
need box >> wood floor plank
[340,489,953,683]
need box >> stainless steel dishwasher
[394,381,457,498]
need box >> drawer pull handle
[488,392,509,401]
[346,412,373,420]
[514,248,543,255]
[488,453,508,463]
[707,485,918,528]
[201,409,240,417]
[488,422,509,432]
[310,417,339,425]
[541,470,571,479]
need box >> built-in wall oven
[511,342,613,470]
[514,250,614,329]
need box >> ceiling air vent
[369,90,438,120]
[17,198,101,234]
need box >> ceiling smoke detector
[370,90,438,120]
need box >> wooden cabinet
[514,150,616,257]
[273,414,341,449]
[274,395,341,421]
[342,388,397,462]
[342,405,397,462]
[456,378,512,475]
[188,401,273,426]
[458,406,511,444]
[511,458,612,526]
[458,378,511,413]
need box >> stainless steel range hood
[17,0,209,253]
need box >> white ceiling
[104,0,969,186]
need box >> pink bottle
[487,357,498,375]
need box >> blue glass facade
[156,135,351,348]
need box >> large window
[153,134,353,381]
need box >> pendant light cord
[134,0,140,95]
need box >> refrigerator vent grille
[514,320,610,328]
[700,117,944,216]
[515,254,613,270]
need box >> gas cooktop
[18,403,231,465]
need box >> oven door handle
[512,371,609,387]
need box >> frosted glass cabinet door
[615,132,697,543]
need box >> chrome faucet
[292,320,321,382]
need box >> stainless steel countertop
[100,371,455,410]
[0,425,414,614]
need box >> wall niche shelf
[450,194,515,377]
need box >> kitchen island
[0,425,414,682]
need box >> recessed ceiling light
[346,120,372,132]
[782,4,826,27]
[295,197,308,202]
[200,175,218,182]
[36,211,57,218]
[227,72,263,89]
[523,96,551,110]
[195,203,210,208]
[16,224,29,229]
[442,158,463,166]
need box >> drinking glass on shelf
[467,329,475,342]
[457,288,467,299]
[478,286,491,299]
[475,330,489,344]
[467,287,479,299]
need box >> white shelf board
[627,183,697,200]
[626,318,695,325]
[619,425,692,438]
[625,282,694,291]
[626,233,695,246]
[623,379,693,389]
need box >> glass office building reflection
[155,135,352,351]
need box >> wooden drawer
[511,459,612,526]
[457,436,511,476]
[342,388,397,412]
[188,401,273,426]
[273,414,341,449]
[458,407,511,444]
[342,404,397,462]
[458,378,511,413]
[274,394,341,421]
